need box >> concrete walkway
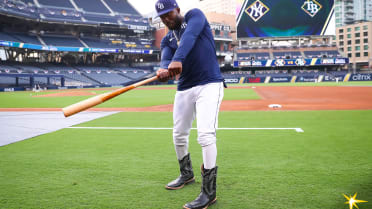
[0,111,119,146]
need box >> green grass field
[0,87,259,108]
[0,83,371,209]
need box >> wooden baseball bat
[62,76,158,117]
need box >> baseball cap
[155,0,179,17]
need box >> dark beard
[168,17,182,30]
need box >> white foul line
[67,127,304,132]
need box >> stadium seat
[38,0,75,8]
[74,0,111,14]
[41,35,84,47]
[104,0,140,15]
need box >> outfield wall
[223,73,372,84]
[1,73,372,91]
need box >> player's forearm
[161,46,174,69]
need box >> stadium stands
[81,37,116,48]
[0,0,156,52]
[39,8,83,23]
[83,71,131,85]
[19,0,35,5]
[0,61,155,88]
[105,0,139,15]
[41,35,84,47]
[38,0,75,9]
[0,63,19,73]
[0,76,16,86]
[0,0,39,19]
[12,33,41,45]
[0,32,20,42]
[273,51,303,59]
[304,50,342,58]
[237,52,270,60]
[83,13,119,24]
[237,46,343,61]
[74,0,110,14]
[120,70,148,80]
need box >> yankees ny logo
[157,3,164,10]
[301,0,322,17]
[245,0,269,22]
[250,3,264,18]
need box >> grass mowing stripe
[0,87,259,108]
[68,127,304,132]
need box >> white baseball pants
[173,82,224,167]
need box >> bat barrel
[62,76,158,117]
[62,93,106,117]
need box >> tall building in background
[336,21,372,70]
[335,0,372,27]
[335,0,355,27]
[198,0,235,16]
[354,0,372,21]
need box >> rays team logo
[245,0,269,22]
[301,0,322,17]
[295,59,306,66]
[157,3,164,10]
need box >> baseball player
[155,0,224,208]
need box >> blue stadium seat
[45,66,100,85]
[19,0,35,5]
[81,37,116,48]
[120,70,147,80]
[74,0,110,13]
[0,76,16,85]
[273,51,302,59]
[38,0,74,8]
[12,33,41,45]
[237,52,270,60]
[41,35,84,47]
[83,71,131,85]
[304,51,323,58]
[0,32,21,42]
[40,8,83,23]
[83,14,119,24]
[0,0,39,19]
[105,0,140,15]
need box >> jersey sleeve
[171,9,206,63]
[160,36,174,69]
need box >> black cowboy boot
[165,153,195,190]
[183,165,217,209]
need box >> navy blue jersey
[160,8,223,91]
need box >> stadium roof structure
[0,0,151,30]
[0,0,158,54]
